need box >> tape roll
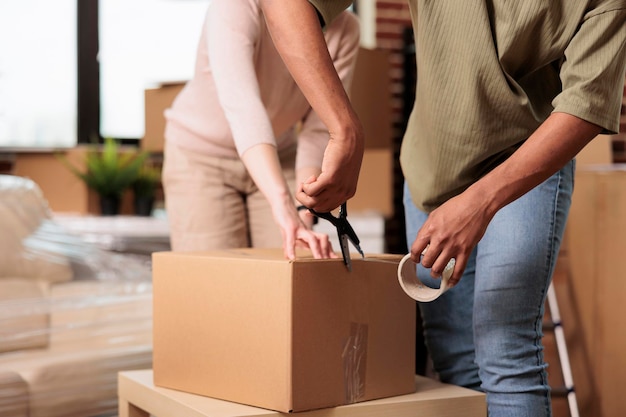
[397,253,455,302]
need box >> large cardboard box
[562,165,626,417]
[152,249,415,413]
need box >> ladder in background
[545,282,579,417]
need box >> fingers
[318,233,339,258]
[282,202,338,260]
[305,231,323,259]
[447,257,466,287]
[297,230,336,259]
[409,235,429,264]
[297,180,333,212]
[282,227,296,261]
[285,223,337,260]
[296,175,352,213]
[410,241,465,287]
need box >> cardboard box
[14,147,137,215]
[575,134,613,166]
[143,82,185,152]
[351,48,393,150]
[562,165,626,417]
[350,148,394,217]
[152,249,416,413]
[13,149,92,213]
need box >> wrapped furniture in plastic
[0,175,153,417]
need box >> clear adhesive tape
[397,253,455,302]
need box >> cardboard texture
[350,148,394,217]
[143,83,184,152]
[562,165,626,417]
[350,48,393,150]
[152,249,416,413]
[14,149,92,214]
[575,134,613,165]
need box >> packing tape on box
[342,322,368,404]
[397,253,455,302]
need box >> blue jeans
[403,160,574,417]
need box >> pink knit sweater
[164,0,360,171]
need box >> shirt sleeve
[307,0,354,27]
[553,6,626,134]
[296,12,361,170]
[206,0,276,156]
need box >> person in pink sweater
[162,0,360,259]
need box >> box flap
[154,248,304,262]
[154,249,403,264]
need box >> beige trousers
[162,142,296,252]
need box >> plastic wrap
[0,175,154,417]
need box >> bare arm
[241,144,336,260]
[260,0,364,212]
[413,112,602,285]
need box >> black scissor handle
[309,203,364,258]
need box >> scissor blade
[352,241,365,258]
[339,234,352,271]
[340,217,364,259]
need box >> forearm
[468,112,603,216]
[295,165,321,227]
[412,112,603,281]
[240,145,321,208]
[260,0,364,211]
[241,144,292,211]
[260,0,362,140]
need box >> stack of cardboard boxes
[554,136,626,417]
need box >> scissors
[309,202,365,271]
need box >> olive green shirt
[309,0,626,212]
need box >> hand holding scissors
[309,202,364,271]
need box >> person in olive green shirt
[260,1,626,416]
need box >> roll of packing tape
[397,253,455,302]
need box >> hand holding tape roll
[397,251,456,302]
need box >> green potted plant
[58,138,148,215]
[131,163,161,216]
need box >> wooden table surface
[118,369,485,417]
